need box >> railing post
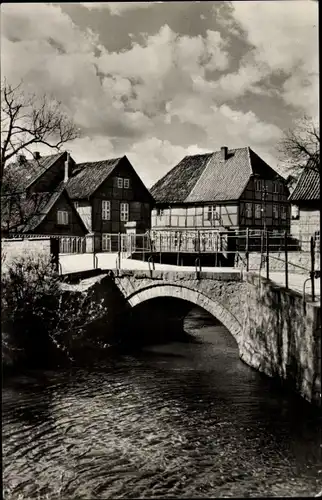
[246,227,249,272]
[142,234,145,262]
[177,232,180,266]
[118,232,121,268]
[284,231,288,290]
[310,236,315,302]
[159,232,162,264]
[93,235,96,269]
[195,257,201,279]
[198,230,201,259]
[148,255,155,277]
[266,230,269,280]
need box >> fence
[238,232,320,302]
[59,236,86,254]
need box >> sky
[1,1,318,187]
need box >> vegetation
[1,255,108,370]
[1,78,79,181]
[278,116,320,176]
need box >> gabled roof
[3,152,66,193]
[66,157,123,199]
[151,147,282,204]
[1,182,88,234]
[150,153,212,204]
[288,168,320,202]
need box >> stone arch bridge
[113,270,245,346]
[63,269,320,407]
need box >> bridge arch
[126,284,243,345]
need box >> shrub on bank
[1,255,108,369]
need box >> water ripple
[3,308,322,499]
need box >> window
[255,204,261,219]
[273,182,278,193]
[279,183,284,194]
[291,205,300,220]
[74,201,79,209]
[117,177,123,188]
[281,205,287,220]
[255,179,262,191]
[157,208,164,217]
[120,202,129,222]
[207,205,216,221]
[102,233,111,252]
[246,203,252,218]
[57,210,68,225]
[124,178,130,189]
[273,204,279,219]
[102,200,111,220]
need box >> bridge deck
[59,253,320,301]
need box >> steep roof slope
[1,182,88,234]
[151,147,282,204]
[66,157,123,199]
[289,168,320,202]
[150,153,212,203]
[3,152,66,192]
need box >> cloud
[80,2,154,15]
[97,24,230,117]
[1,3,154,140]
[2,2,313,186]
[125,138,211,187]
[222,0,319,116]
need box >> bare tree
[278,116,320,175]
[1,78,79,181]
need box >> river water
[3,307,322,499]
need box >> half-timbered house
[1,152,88,243]
[150,146,290,253]
[66,156,153,252]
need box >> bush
[1,255,108,369]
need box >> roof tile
[151,147,282,204]
[66,158,123,199]
[289,168,320,202]
[3,152,65,192]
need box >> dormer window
[117,177,123,188]
[255,179,262,191]
[124,178,130,189]
[273,182,278,193]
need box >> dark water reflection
[2,307,322,499]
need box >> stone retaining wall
[236,251,320,274]
[241,273,321,406]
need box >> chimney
[18,154,26,164]
[64,152,70,183]
[33,151,41,160]
[221,146,228,161]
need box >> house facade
[288,165,320,251]
[150,147,290,251]
[66,156,153,252]
[1,152,87,242]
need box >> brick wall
[2,238,53,269]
